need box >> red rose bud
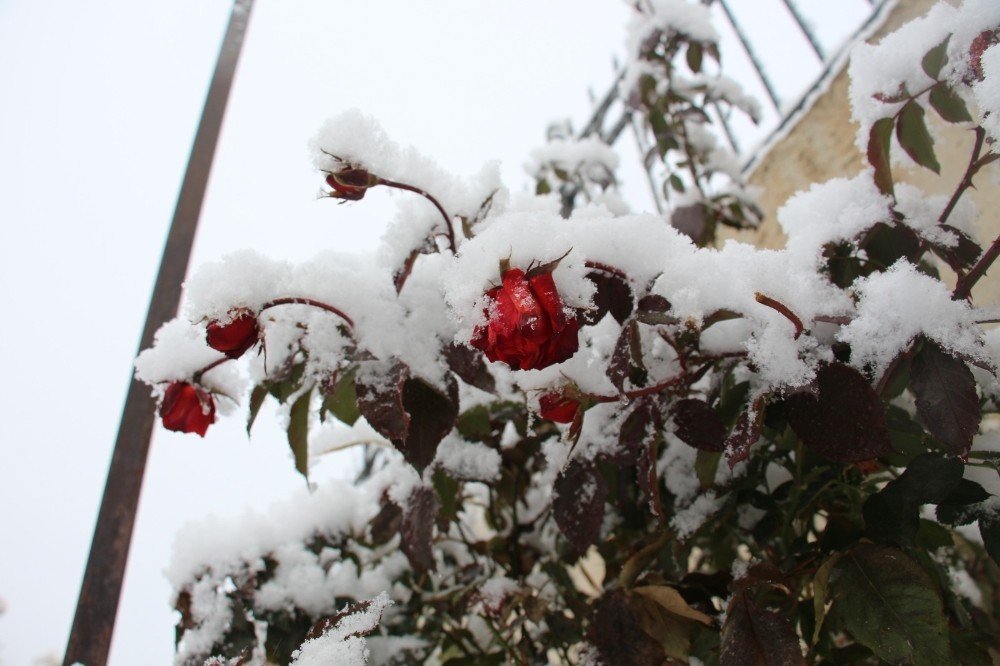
[471,268,580,371]
[206,309,260,359]
[159,382,215,437]
[324,168,376,201]
[538,392,580,423]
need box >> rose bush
[135,1,1000,663]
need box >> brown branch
[379,178,457,254]
[954,232,1000,300]
[192,357,229,383]
[260,297,355,328]
[755,292,803,339]
[939,127,986,228]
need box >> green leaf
[322,369,361,426]
[247,384,267,435]
[287,388,312,479]
[929,83,973,123]
[921,36,950,79]
[828,543,950,666]
[812,551,842,645]
[867,117,895,196]
[980,512,1000,564]
[897,100,941,174]
[695,450,721,489]
[432,469,460,523]
[686,43,703,73]
[669,173,685,193]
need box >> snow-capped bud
[205,308,260,359]
[324,167,378,201]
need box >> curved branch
[379,178,457,254]
[260,297,355,329]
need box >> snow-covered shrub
[139,1,1000,663]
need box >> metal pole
[779,0,826,61]
[716,0,783,112]
[63,1,254,664]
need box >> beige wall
[722,0,999,308]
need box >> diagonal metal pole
[63,1,254,664]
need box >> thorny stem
[260,297,355,329]
[379,178,458,254]
[954,232,1000,300]
[939,127,988,228]
[193,357,229,383]
[755,292,804,339]
[591,373,690,403]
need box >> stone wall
[721,0,998,308]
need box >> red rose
[324,168,376,201]
[538,392,580,423]
[160,382,215,437]
[471,268,580,370]
[206,309,259,359]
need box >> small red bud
[206,309,259,359]
[538,392,580,424]
[324,168,376,201]
[160,382,215,437]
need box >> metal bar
[716,0,782,112]
[779,0,826,61]
[630,115,665,214]
[62,1,254,664]
[712,100,741,154]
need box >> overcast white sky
[0,1,874,663]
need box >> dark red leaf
[395,374,459,473]
[720,591,805,666]
[929,225,983,274]
[584,270,634,325]
[369,496,403,546]
[587,591,665,666]
[787,363,892,463]
[355,360,410,442]
[671,203,712,245]
[607,323,633,392]
[553,458,608,555]
[444,342,496,393]
[910,341,980,458]
[672,399,726,452]
[401,486,439,573]
[619,401,655,465]
[725,405,763,469]
[867,117,895,197]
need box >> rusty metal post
[63,1,254,663]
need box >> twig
[755,292,803,339]
[954,232,1000,300]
